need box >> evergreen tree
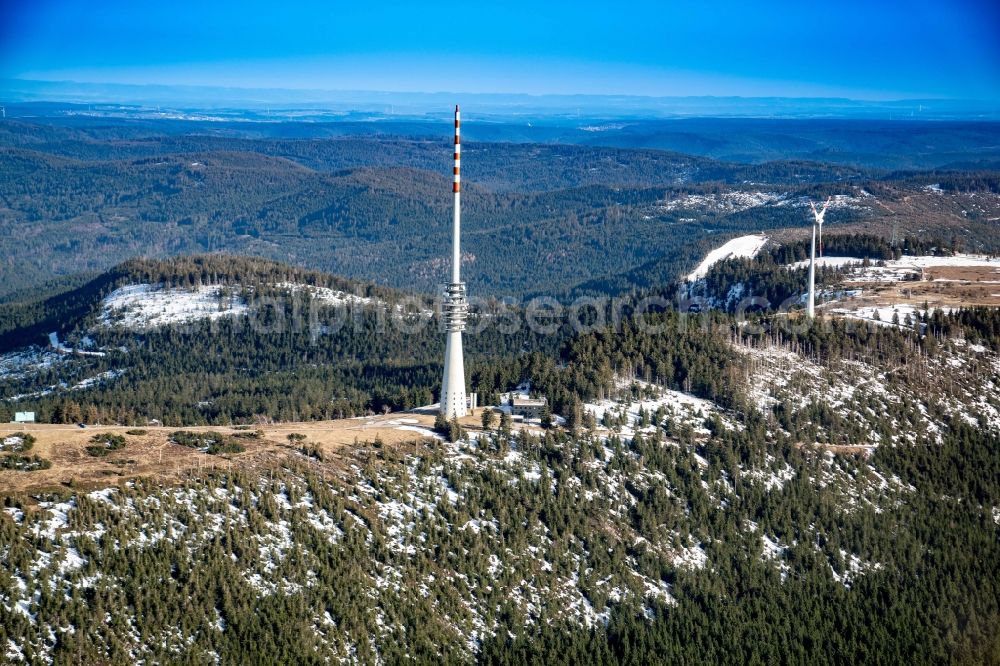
[482,408,497,431]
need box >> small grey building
[510,397,547,420]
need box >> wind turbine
[806,197,831,320]
[811,197,831,258]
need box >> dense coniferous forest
[1,400,997,663]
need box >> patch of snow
[674,544,708,569]
[274,282,373,307]
[395,425,444,441]
[70,369,124,391]
[59,548,86,573]
[0,347,66,380]
[828,303,937,328]
[32,500,74,540]
[5,639,24,662]
[843,254,1000,284]
[830,549,882,587]
[660,191,783,215]
[749,464,796,491]
[584,379,730,436]
[788,256,864,270]
[87,488,117,505]
[48,332,106,357]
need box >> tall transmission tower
[440,105,468,418]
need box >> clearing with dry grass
[0,408,493,495]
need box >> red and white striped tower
[452,105,462,282]
[441,105,468,418]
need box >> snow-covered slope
[98,282,402,331]
[687,234,768,281]
[100,284,248,330]
[583,378,733,438]
[781,252,1000,326]
[735,335,1000,446]
[0,348,65,381]
[659,191,870,216]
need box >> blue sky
[2,0,999,99]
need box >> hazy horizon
[4,77,998,121]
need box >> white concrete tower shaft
[807,222,817,319]
[441,105,468,418]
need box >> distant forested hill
[1,116,998,300]
[6,107,1000,168]
[0,125,873,299]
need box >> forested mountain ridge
[6,118,875,192]
[0,255,396,350]
[2,250,999,433]
[0,255,577,424]
[10,116,996,300]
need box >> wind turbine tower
[440,105,468,418]
[806,197,831,320]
